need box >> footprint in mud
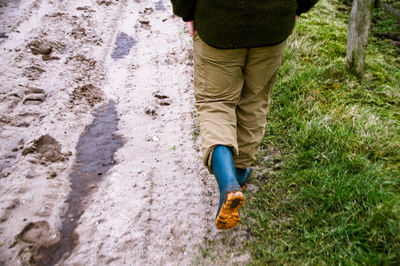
[23,87,46,105]
[14,110,42,128]
[0,199,19,222]
[15,221,53,244]
[24,65,45,81]
[12,221,58,265]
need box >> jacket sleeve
[171,0,197,21]
[296,0,319,16]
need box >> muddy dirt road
[0,0,248,265]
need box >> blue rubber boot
[212,145,245,230]
[235,168,251,190]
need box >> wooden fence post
[346,0,375,77]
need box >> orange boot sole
[215,191,245,230]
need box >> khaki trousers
[193,33,286,173]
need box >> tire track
[0,0,131,264]
[64,0,215,264]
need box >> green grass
[242,0,400,264]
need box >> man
[171,0,318,230]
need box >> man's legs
[193,33,247,172]
[234,41,286,169]
[193,34,247,230]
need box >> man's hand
[185,21,195,37]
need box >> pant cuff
[203,144,238,174]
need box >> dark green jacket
[171,0,318,48]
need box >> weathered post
[346,0,375,77]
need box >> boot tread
[215,191,245,230]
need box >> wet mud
[38,102,123,265]
[111,32,136,60]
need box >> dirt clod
[13,221,59,265]
[27,40,53,55]
[22,134,66,162]
[71,84,103,107]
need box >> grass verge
[243,0,400,264]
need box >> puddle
[38,102,123,266]
[111,32,136,60]
[155,0,166,11]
